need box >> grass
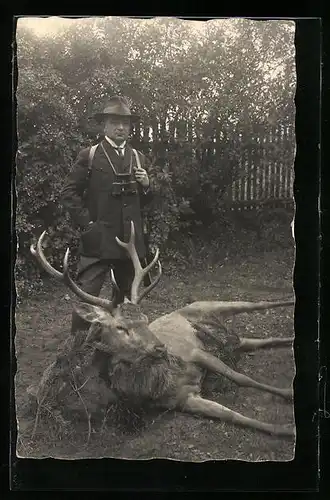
[14,246,296,462]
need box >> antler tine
[137,260,162,304]
[62,248,115,311]
[115,221,161,304]
[115,221,143,272]
[115,220,138,251]
[31,231,115,312]
[142,247,160,274]
[110,269,120,293]
[30,231,63,279]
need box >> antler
[30,231,116,312]
[115,221,162,304]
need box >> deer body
[149,310,203,361]
[149,300,293,358]
[148,301,294,412]
[29,223,295,440]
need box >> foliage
[15,18,296,293]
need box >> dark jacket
[61,140,153,260]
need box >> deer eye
[117,326,129,335]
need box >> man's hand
[134,166,150,189]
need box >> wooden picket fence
[229,125,295,209]
[131,121,295,211]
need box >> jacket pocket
[89,165,113,192]
[80,222,102,257]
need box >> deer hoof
[279,388,294,401]
[275,423,296,438]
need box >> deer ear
[73,302,112,324]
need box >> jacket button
[123,203,127,207]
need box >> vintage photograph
[14,16,296,461]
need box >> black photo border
[1,10,327,493]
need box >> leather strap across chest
[100,142,133,176]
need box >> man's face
[104,116,131,144]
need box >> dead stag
[27,221,295,439]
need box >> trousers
[70,256,134,335]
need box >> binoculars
[111,174,138,197]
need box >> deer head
[30,222,164,358]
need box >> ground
[14,247,296,462]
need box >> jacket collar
[104,135,127,150]
[101,139,132,173]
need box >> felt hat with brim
[93,96,140,122]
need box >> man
[61,96,153,335]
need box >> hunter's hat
[93,96,140,122]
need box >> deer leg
[192,349,293,401]
[182,394,295,438]
[238,337,294,352]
